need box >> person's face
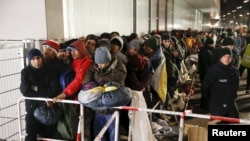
[86,39,96,54]
[57,49,70,61]
[70,50,82,60]
[127,48,138,56]
[111,44,120,54]
[220,54,232,65]
[30,56,43,69]
[97,63,110,69]
[162,39,171,48]
[142,46,154,57]
[43,46,57,60]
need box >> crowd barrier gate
[17,97,84,141]
[114,106,250,141]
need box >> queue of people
[20,27,250,141]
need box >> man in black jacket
[20,48,62,141]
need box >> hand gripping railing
[114,106,250,141]
[94,111,120,141]
[17,97,84,141]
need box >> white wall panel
[167,0,202,31]
[63,0,133,39]
[166,0,173,31]
[150,0,158,32]
[0,0,47,40]
[158,0,166,31]
[173,0,193,30]
[136,0,149,36]
[136,0,149,35]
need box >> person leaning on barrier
[201,47,240,123]
[82,46,127,141]
[20,48,62,141]
[53,39,93,101]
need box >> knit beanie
[217,47,232,59]
[43,40,60,53]
[144,37,158,51]
[222,37,235,46]
[127,54,145,69]
[128,40,140,51]
[27,48,43,61]
[95,47,112,64]
[204,37,214,45]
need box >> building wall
[0,0,211,43]
[0,0,47,40]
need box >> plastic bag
[34,105,63,126]
[241,44,250,68]
[129,90,157,141]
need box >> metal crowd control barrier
[17,97,84,141]
[114,106,250,141]
[94,111,120,141]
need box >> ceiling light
[244,0,249,3]
[237,6,242,9]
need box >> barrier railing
[114,106,250,141]
[17,97,84,141]
[94,111,120,141]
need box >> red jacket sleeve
[63,57,93,97]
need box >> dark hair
[111,31,120,36]
[129,33,138,41]
[110,38,122,47]
[86,34,99,46]
[161,33,171,40]
[99,39,111,50]
[100,32,112,40]
[61,38,78,49]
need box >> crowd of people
[20,27,250,141]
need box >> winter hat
[128,40,140,51]
[27,48,43,61]
[144,37,158,51]
[222,37,235,46]
[217,47,232,59]
[204,37,214,45]
[67,40,89,58]
[127,54,145,69]
[43,40,60,54]
[110,36,124,49]
[95,47,112,64]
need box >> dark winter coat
[20,65,62,113]
[83,56,127,86]
[201,61,239,107]
[198,45,215,82]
